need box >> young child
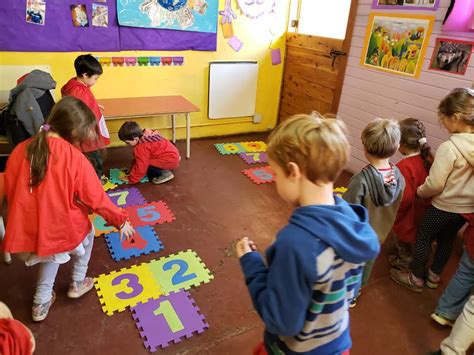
[343,118,404,293]
[61,54,110,179]
[118,121,180,185]
[1,97,134,322]
[390,88,474,292]
[236,113,380,355]
[390,118,433,270]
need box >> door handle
[329,49,347,67]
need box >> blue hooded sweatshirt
[240,196,380,354]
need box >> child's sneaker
[388,254,411,270]
[67,277,94,298]
[426,269,440,289]
[389,268,424,292]
[152,170,174,185]
[431,312,454,327]
[32,291,56,322]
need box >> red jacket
[392,155,430,244]
[61,78,110,152]
[129,129,180,184]
[2,137,127,256]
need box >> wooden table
[97,96,199,158]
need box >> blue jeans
[435,250,474,320]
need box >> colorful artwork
[117,0,218,33]
[26,0,45,26]
[92,4,109,27]
[70,4,89,27]
[131,291,209,350]
[429,38,473,75]
[361,13,434,78]
[237,0,275,18]
[372,0,440,10]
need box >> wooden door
[278,0,358,121]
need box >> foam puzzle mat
[94,250,213,315]
[105,226,164,262]
[242,166,275,184]
[109,168,149,185]
[90,214,117,237]
[102,179,118,192]
[131,290,208,351]
[333,187,348,197]
[239,152,268,165]
[214,141,267,155]
[107,187,147,208]
[125,201,175,227]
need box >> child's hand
[236,237,257,258]
[120,220,135,241]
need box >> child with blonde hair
[390,118,433,269]
[237,113,379,355]
[1,97,134,322]
[391,88,474,293]
[343,118,405,302]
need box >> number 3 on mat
[111,273,144,299]
[162,259,197,286]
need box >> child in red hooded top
[2,97,134,322]
[118,121,180,185]
[61,54,110,178]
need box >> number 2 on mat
[163,259,197,285]
[153,300,184,333]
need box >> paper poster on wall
[117,0,218,33]
[372,0,440,10]
[361,13,434,78]
[237,0,275,18]
[71,4,89,27]
[26,0,46,26]
[429,38,473,75]
[92,4,109,27]
[442,0,474,32]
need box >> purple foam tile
[107,187,146,207]
[238,152,268,165]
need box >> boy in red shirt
[61,54,110,179]
[118,121,180,184]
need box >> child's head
[27,96,97,187]
[399,118,433,171]
[267,112,350,203]
[74,54,103,87]
[361,118,400,160]
[438,88,474,133]
[118,121,143,147]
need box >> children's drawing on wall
[361,13,434,78]
[372,0,440,10]
[429,38,473,75]
[26,0,46,26]
[71,4,89,27]
[237,0,275,19]
[92,4,109,27]
[117,0,218,33]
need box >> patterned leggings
[411,206,466,279]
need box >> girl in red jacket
[390,118,433,270]
[2,97,134,322]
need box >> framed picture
[70,4,89,27]
[361,13,434,78]
[429,38,473,75]
[372,0,440,10]
[26,0,46,26]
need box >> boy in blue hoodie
[237,113,380,355]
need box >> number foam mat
[131,290,208,351]
[107,187,147,207]
[242,166,275,184]
[238,152,268,165]
[125,201,175,227]
[214,141,267,155]
[109,168,149,185]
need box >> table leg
[185,113,191,159]
[171,114,176,143]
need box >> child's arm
[418,143,456,198]
[342,173,366,205]
[396,163,415,213]
[128,145,150,184]
[237,237,315,336]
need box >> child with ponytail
[1,96,135,322]
[391,88,474,293]
[390,118,433,270]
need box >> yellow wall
[0,0,289,146]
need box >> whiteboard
[0,65,52,102]
[208,61,258,119]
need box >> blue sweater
[240,196,380,354]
